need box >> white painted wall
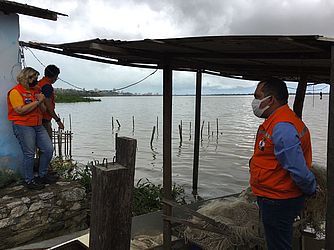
[0,11,23,172]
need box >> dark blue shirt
[41,84,53,98]
[272,122,316,195]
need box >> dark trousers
[257,196,305,250]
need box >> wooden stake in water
[180,120,183,134]
[132,116,135,132]
[178,124,183,143]
[150,126,156,147]
[116,119,121,128]
[216,118,219,139]
[69,114,72,131]
[156,116,159,137]
[208,121,210,137]
[200,120,205,141]
[189,121,192,140]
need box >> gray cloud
[15,0,334,93]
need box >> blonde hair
[16,67,39,87]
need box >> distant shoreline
[92,92,328,97]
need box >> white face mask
[251,96,271,118]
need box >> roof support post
[162,64,173,250]
[326,46,334,250]
[192,70,202,197]
[293,75,308,119]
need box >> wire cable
[113,69,158,91]
[22,46,158,92]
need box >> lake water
[55,95,328,199]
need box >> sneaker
[35,175,57,185]
[24,181,45,190]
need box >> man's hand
[57,120,65,130]
[35,93,45,103]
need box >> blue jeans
[13,124,53,183]
[257,196,305,250]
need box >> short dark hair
[45,65,60,78]
[260,77,289,104]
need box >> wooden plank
[162,65,173,250]
[326,46,334,249]
[89,137,137,250]
[293,75,308,118]
[192,70,202,196]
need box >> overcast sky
[15,0,334,94]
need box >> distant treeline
[55,88,101,103]
[54,88,328,102]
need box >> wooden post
[216,118,219,139]
[293,75,308,119]
[111,116,114,130]
[156,116,159,137]
[192,70,202,196]
[326,46,334,250]
[69,114,72,131]
[162,65,172,250]
[116,119,121,128]
[207,121,210,137]
[58,130,62,157]
[200,120,204,141]
[189,121,192,140]
[132,116,135,132]
[150,126,156,147]
[178,124,182,143]
[69,131,72,158]
[89,137,137,250]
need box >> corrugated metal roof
[0,0,67,21]
[20,35,334,83]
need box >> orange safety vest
[38,77,55,121]
[7,84,43,126]
[249,104,312,199]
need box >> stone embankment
[0,181,87,249]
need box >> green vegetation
[51,158,186,216]
[55,93,101,103]
[133,178,186,216]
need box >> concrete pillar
[0,11,23,172]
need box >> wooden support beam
[162,65,173,250]
[89,137,137,250]
[293,75,308,118]
[326,46,334,250]
[192,70,202,196]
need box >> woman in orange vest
[7,67,54,190]
[250,78,316,250]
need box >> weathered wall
[0,11,23,172]
[0,181,88,249]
